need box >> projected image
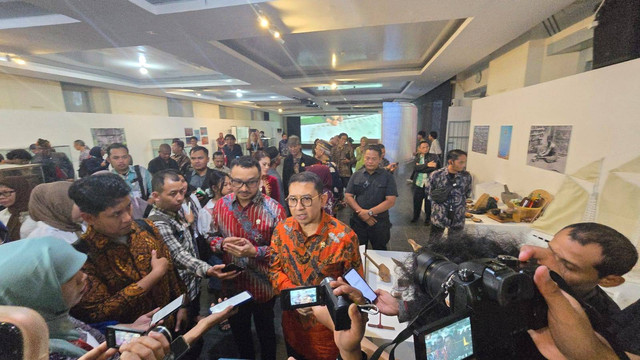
[425,317,473,360]
[300,114,381,144]
[290,287,318,306]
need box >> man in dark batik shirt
[428,149,472,241]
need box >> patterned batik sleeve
[71,260,147,323]
[268,223,296,292]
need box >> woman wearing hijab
[78,146,108,178]
[305,164,335,216]
[0,237,235,360]
[0,176,37,242]
[28,182,84,244]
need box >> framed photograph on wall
[184,128,193,136]
[471,125,490,154]
[527,125,572,173]
[498,125,513,159]
[91,128,126,147]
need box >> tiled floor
[199,162,432,359]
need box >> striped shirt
[149,206,209,302]
[210,192,286,303]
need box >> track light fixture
[257,11,284,44]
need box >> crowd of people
[0,128,638,360]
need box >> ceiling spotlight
[278,108,283,113]
[330,82,338,90]
[331,53,337,68]
[13,58,26,65]
[236,90,243,98]
[272,30,281,39]
[259,17,269,28]
[138,54,147,66]
[196,92,202,97]
[139,67,149,75]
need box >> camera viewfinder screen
[115,330,141,347]
[424,317,473,360]
[289,288,318,306]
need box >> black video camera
[413,250,548,359]
[280,277,352,330]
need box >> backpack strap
[135,218,155,235]
[133,165,149,200]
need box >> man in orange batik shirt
[269,171,363,360]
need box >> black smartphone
[106,325,145,349]
[343,268,377,303]
[222,263,245,273]
[280,285,325,310]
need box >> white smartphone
[343,268,378,303]
[210,291,253,314]
[151,294,184,326]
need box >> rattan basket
[513,189,553,223]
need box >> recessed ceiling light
[259,17,269,28]
[330,82,338,90]
[196,92,202,97]
[270,96,277,99]
[139,67,149,75]
[13,58,26,65]
[331,53,337,68]
[278,108,283,113]
[138,54,147,66]
[236,90,243,98]
[272,30,281,39]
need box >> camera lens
[150,325,172,343]
[415,250,459,297]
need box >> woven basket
[513,189,553,223]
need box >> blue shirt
[111,165,152,198]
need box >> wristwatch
[367,210,374,217]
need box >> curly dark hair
[68,173,131,215]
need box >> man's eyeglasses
[229,178,260,189]
[0,190,16,198]
[286,194,321,208]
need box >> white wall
[0,110,282,170]
[468,58,640,198]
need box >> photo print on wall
[498,125,513,160]
[91,128,126,147]
[527,125,572,173]
[184,128,193,137]
[472,125,490,154]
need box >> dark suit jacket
[282,153,319,196]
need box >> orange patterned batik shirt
[269,211,363,360]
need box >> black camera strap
[370,291,447,360]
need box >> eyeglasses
[286,194,321,208]
[0,190,16,198]
[229,178,260,189]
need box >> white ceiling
[0,0,575,114]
